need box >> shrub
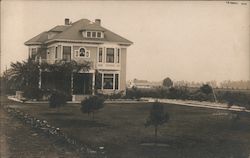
[49,90,67,110]
[81,95,105,119]
[200,84,213,95]
[23,86,43,100]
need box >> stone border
[3,105,106,158]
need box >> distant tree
[145,101,169,143]
[162,77,173,88]
[81,96,105,119]
[200,84,213,95]
[49,90,67,112]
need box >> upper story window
[75,47,90,58]
[98,48,103,62]
[85,31,103,38]
[29,48,37,60]
[106,48,114,63]
[117,48,120,63]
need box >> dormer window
[75,47,90,58]
[97,32,102,38]
[92,32,96,38]
[84,31,103,38]
[87,32,91,38]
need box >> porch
[41,72,95,101]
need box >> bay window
[103,74,114,89]
[101,73,119,90]
[98,48,103,62]
[63,46,71,61]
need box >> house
[24,18,133,101]
[127,79,162,89]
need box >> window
[76,47,90,58]
[97,32,102,38]
[98,48,103,62]
[85,31,103,38]
[103,74,114,89]
[92,32,96,38]
[63,46,71,61]
[87,32,91,38]
[55,47,58,58]
[75,50,79,57]
[30,48,37,59]
[115,74,119,90]
[106,48,114,63]
[117,48,120,63]
[79,48,85,57]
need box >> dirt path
[0,96,80,158]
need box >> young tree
[81,96,105,119]
[162,77,173,88]
[145,101,169,143]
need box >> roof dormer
[82,30,104,39]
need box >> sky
[1,1,250,82]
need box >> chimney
[65,18,70,25]
[95,19,101,25]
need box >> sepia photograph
[1,0,250,157]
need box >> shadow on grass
[42,112,73,116]
[140,135,249,158]
[52,118,109,128]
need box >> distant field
[13,102,250,158]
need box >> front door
[73,73,92,94]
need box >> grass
[13,101,250,158]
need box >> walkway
[144,98,250,112]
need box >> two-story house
[24,18,132,101]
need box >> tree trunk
[155,126,158,144]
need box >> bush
[81,95,105,119]
[23,86,43,100]
[49,90,67,110]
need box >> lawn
[14,101,250,158]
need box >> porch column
[38,57,42,89]
[71,72,74,95]
[92,72,95,95]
